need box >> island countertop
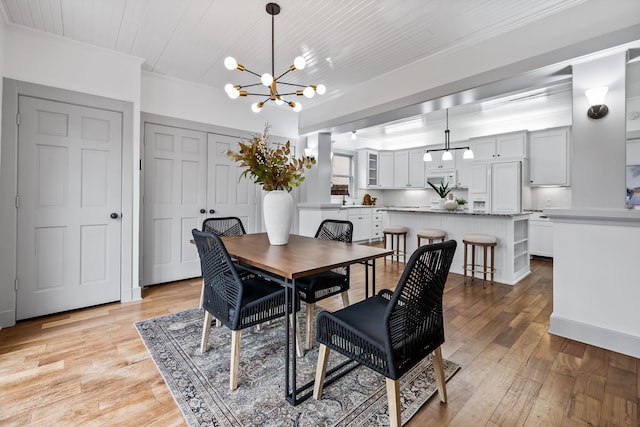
[381,206,529,217]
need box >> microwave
[426,171,456,188]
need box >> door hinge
[15,195,19,208]
[16,113,20,126]
[14,278,18,291]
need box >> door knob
[209,209,216,214]
[110,212,119,219]
[200,209,206,214]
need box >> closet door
[207,133,258,232]
[16,96,122,319]
[143,123,207,285]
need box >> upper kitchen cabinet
[394,148,425,188]
[378,151,395,188]
[470,132,527,161]
[454,142,472,187]
[357,149,380,188]
[424,146,456,173]
[528,127,570,186]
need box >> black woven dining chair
[202,216,246,236]
[313,240,457,427]
[296,219,353,350]
[192,229,299,391]
[200,216,248,312]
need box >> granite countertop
[382,206,528,217]
[297,203,382,209]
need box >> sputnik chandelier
[223,2,326,113]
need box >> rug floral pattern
[135,308,459,427]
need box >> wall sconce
[585,86,609,119]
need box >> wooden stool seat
[417,229,446,247]
[383,226,408,264]
[463,233,497,288]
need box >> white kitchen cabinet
[378,151,394,188]
[528,127,570,186]
[454,143,472,187]
[393,150,409,188]
[357,150,379,188]
[491,162,522,214]
[371,211,383,241]
[529,213,553,257]
[408,148,426,187]
[393,148,425,188]
[298,207,348,237]
[425,147,456,173]
[348,208,373,242]
[470,132,527,161]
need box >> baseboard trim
[0,309,16,328]
[549,314,640,358]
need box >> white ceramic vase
[444,193,458,211]
[263,190,293,245]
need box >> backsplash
[349,186,571,210]
[526,187,572,210]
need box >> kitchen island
[384,207,530,285]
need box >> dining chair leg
[432,346,448,403]
[385,378,401,427]
[305,303,315,351]
[230,330,242,391]
[341,291,350,307]
[200,311,213,353]
[290,314,304,358]
[313,344,330,399]
[199,279,205,308]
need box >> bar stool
[417,229,446,247]
[383,225,408,264]
[463,233,497,288]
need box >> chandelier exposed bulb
[288,102,302,112]
[223,3,324,112]
[261,73,273,86]
[303,86,315,98]
[293,56,306,70]
[224,57,239,71]
[225,84,240,99]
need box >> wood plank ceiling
[0,0,586,104]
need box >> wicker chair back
[202,217,246,236]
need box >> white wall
[571,52,628,208]
[550,216,640,358]
[547,52,640,358]
[140,71,298,140]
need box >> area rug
[135,308,460,426]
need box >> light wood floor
[1,257,638,426]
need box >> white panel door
[143,123,207,285]
[207,133,258,232]
[16,96,122,319]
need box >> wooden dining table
[219,232,393,406]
